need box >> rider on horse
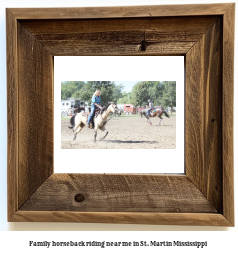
[87,90,102,128]
[147,99,154,118]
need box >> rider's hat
[148,99,151,102]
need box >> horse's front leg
[99,126,108,141]
[94,128,98,143]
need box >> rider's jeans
[87,105,98,124]
[147,108,153,117]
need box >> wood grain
[186,18,223,212]
[18,23,54,208]
[6,9,18,221]
[20,17,218,56]
[38,41,193,56]
[222,4,235,226]
[20,17,218,34]
[11,211,232,226]
[20,174,217,213]
[8,4,233,19]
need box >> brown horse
[139,109,170,125]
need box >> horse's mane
[100,102,114,114]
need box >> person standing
[87,90,102,128]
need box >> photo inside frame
[54,56,184,174]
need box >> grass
[61,116,71,120]
[61,112,176,120]
[168,112,176,117]
[117,112,176,118]
[115,114,140,118]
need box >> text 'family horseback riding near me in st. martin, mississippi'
[29,240,207,248]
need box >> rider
[147,99,154,118]
[87,90,102,128]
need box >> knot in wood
[140,40,147,52]
[74,193,85,202]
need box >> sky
[114,81,140,93]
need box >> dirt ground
[61,114,176,149]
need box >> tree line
[61,81,176,108]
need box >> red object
[137,107,146,111]
[124,104,137,114]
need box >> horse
[139,108,170,125]
[68,102,119,142]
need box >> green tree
[61,81,84,100]
[129,81,164,106]
[117,92,132,104]
[112,83,124,103]
[75,81,117,105]
[160,81,176,108]
[131,82,149,106]
[61,81,125,104]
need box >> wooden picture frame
[7,3,234,226]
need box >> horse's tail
[68,114,76,129]
[163,110,170,118]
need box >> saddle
[82,109,101,129]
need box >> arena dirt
[61,115,176,149]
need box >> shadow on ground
[102,140,159,144]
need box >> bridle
[110,103,118,113]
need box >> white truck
[61,99,85,116]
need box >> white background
[0,0,237,253]
[55,56,184,173]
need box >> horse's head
[109,102,121,115]
[101,102,121,116]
